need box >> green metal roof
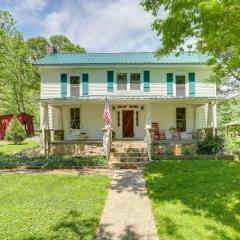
[34,52,211,65]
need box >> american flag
[103,101,112,126]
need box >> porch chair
[151,122,166,140]
[174,128,182,140]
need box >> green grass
[0,173,110,240]
[0,155,107,168]
[0,138,39,155]
[144,160,240,240]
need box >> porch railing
[102,126,113,161]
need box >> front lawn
[0,173,110,240]
[0,155,107,168]
[0,138,39,155]
[144,160,240,240]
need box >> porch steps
[109,141,149,169]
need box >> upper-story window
[117,73,127,90]
[130,73,141,90]
[70,76,80,97]
[176,76,186,96]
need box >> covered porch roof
[36,95,224,106]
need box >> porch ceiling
[36,95,224,106]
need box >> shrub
[182,147,192,155]
[223,133,239,155]
[164,148,174,155]
[197,135,224,155]
[5,118,26,144]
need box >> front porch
[40,96,217,142]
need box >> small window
[130,73,141,90]
[70,108,80,129]
[136,111,139,126]
[70,76,80,96]
[117,73,127,90]
[176,108,186,131]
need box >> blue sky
[0,0,162,52]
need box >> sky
[0,0,163,52]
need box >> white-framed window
[70,108,80,129]
[117,73,127,90]
[130,73,141,90]
[115,72,142,91]
[176,75,186,96]
[70,76,80,97]
[176,107,186,131]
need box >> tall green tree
[0,32,39,114]
[141,0,240,85]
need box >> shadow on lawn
[23,210,101,240]
[144,160,240,239]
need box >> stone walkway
[97,169,158,240]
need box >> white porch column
[41,103,49,156]
[207,102,214,128]
[145,103,152,128]
[193,105,197,130]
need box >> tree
[141,0,240,85]
[27,35,86,60]
[0,10,15,35]
[0,32,39,114]
[5,118,26,144]
[49,35,85,53]
[27,36,49,60]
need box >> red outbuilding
[0,112,34,140]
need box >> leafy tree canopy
[27,35,86,60]
[141,0,240,85]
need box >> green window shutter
[82,74,89,96]
[107,71,114,92]
[61,73,67,97]
[189,72,195,97]
[144,71,150,92]
[167,73,173,96]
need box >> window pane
[70,108,80,129]
[70,76,80,84]
[70,76,80,97]
[176,76,186,96]
[130,73,140,90]
[117,73,127,90]
[176,108,186,131]
[70,86,80,96]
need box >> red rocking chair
[151,122,166,140]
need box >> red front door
[122,110,134,138]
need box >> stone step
[111,152,148,157]
[110,156,149,162]
[111,147,147,153]
[109,161,149,169]
[112,142,146,148]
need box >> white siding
[40,65,216,98]
[151,103,195,139]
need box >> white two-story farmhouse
[35,51,219,158]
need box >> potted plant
[169,127,176,133]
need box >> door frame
[122,110,134,138]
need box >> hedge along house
[35,52,220,159]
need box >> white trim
[38,64,210,69]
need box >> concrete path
[97,169,158,240]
